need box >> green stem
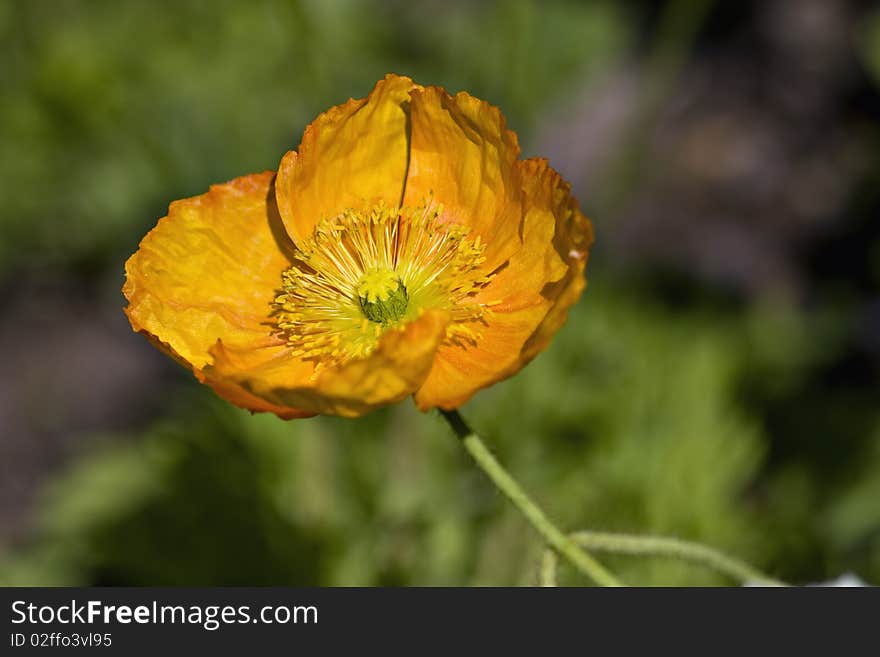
[440,409,622,587]
[540,550,560,587]
[569,531,786,586]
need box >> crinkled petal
[123,172,292,372]
[276,74,419,244]
[520,161,594,362]
[413,309,550,410]
[402,86,523,271]
[205,309,449,418]
[202,371,316,420]
[414,158,592,410]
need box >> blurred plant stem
[597,0,715,216]
[541,532,786,587]
[441,409,785,587]
[440,409,623,587]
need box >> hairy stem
[568,531,786,586]
[541,532,784,586]
[440,409,622,587]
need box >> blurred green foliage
[1,0,879,586]
[3,284,878,586]
[0,0,627,277]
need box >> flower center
[356,268,408,324]
[272,200,495,369]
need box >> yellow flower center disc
[356,268,408,324]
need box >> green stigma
[356,268,408,324]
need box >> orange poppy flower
[123,74,593,419]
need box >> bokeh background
[2,0,880,586]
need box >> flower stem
[540,531,785,586]
[568,531,786,586]
[440,409,623,587]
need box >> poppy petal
[276,74,419,244]
[402,86,523,271]
[205,309,449,418]
[123,171,290,372]
[519,159,594,363]
[414,158,591,410]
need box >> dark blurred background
[1,0,879,586]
